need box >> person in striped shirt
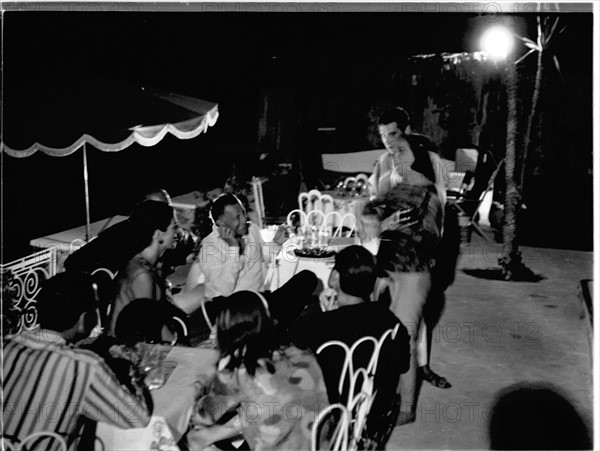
[2,272,151,450]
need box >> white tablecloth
[96,346,218,451]
[266,236,359,292]
[29,215,128,272]
[29,216,128,252]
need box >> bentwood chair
[446,157,505,243]
[90,267,118,332]
[311,404,351,451]
[299,189,335,216]
[313,324,400,450]
[286,209,308,232]
[1,431,68,451]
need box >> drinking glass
[141,344,169,390]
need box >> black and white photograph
[1,2,597,450]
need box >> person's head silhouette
[488,382,591,450]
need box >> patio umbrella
[1,76,219,241]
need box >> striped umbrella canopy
[1,76,219,240]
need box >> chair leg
[469,221,490,242]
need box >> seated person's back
[2,272,151,449]
[115,298,187,347]
[287,246,409,429]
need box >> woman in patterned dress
[187,290,330,450]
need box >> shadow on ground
[462,268,545,282]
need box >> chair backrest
[467,151,499,200]
[337,214,357,238]
[315,324,400,451]
[1,432,68,451]
[322,212,357,239]
[471,158,505,223]
[480,157,505,201]
[311,403,350,451]
[323,211,344,236]
[298,192,310,215]
[287,209,308,230]
[90,267,118,331]
[299,189,335,216]
[1,248,57,335]
[170,315,189,344]
[355,174,369,185]
[337,175,369,197]
[307,210,326,229]
[308,190,323,213]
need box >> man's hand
[272,225,289,246]
[319,288,338,312]
[218,225,238,247]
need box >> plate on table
[294,249,336,259]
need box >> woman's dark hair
[36,272,96,331]
[115,299,185,346]
[216,291,275,376]
[128,200,174,253]
[334,245,376,301]
[377,107,410,130]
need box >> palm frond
[523,40,541,51]
[521,36,538,47]
[546,17,560,45]
[552,54,563,79]
[515,49,536,65]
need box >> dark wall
[2,12,593,261]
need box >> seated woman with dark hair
[187,290,329,451]
[109,200,178,333]
[114,298,187,347]
[108,200,208,334]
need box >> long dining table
[265,236,359,292]
[95,346,218,451]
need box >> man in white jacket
[185,193,317,334]
[185,193,287,297]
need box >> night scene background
[1,4,595,262]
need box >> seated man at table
[185,193,286,296]
[286,245,410,445]
[2,272,151,450]
[185,193,317,334]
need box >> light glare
[480,26,515,60]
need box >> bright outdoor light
[480,25,515,60]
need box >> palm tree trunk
[500,58,536,281]
[502,59,519,262]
